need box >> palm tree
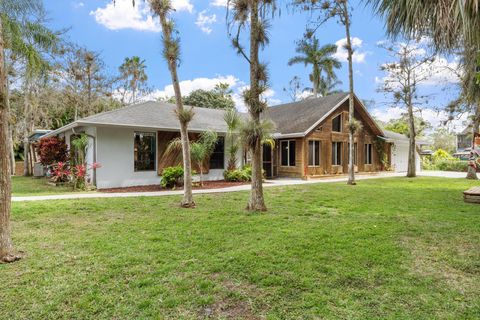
[367,0,480,179]
[288,37,341,98]
[149,0,195,207]
[167,130,218,186]
[0,0,58,263]
[227,0,277,211]
[118,56,148,104]
[224,108,240,170]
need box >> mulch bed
[99,180,249,193]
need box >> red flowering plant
[50,162,71,183]
[50,161,102,190]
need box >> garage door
[392,144,409,172]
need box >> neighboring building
[456,126,472,152]
[43,92,421,188]
[455,126,472,160]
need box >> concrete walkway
[11,171,467,202]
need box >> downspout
[72,127,97,187]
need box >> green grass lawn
[1,177,479,319]
[12,176,89,196]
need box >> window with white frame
[332,142,342,165]
[281,140,296,166]
[308,140,320,166]
[332,114,342,132]
[364,143,373,164]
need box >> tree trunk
[0,19,19,262]
[313,64,319,98]
[158,10,195,208]
[407,102,417,178]
[344,5,356,185]
[23,139,29,176]
[247,2,267,211]
[466,102,479,179]
[9,128,15,176]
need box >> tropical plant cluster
[224,165,253,182]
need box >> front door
[262,144,273,178]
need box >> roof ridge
[268,92,348,109]
[80,100,156,122]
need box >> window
[332,114,342,132]
[281,140,296,166]
[209,136,225,169]
[308,140,320,166]
[134,132,156,171]
[364,143,373,165]
[332,142,342,165]
[348,143,358,165]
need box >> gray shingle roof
[265,92,349,135]
[79,101,230,133]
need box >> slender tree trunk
[158,11,194,208]
[0,20,19,262]
[344,5,356,185]
[9,128,15,176]
[466,102,479,179]
[5,76,15,176]
[247,2,267,211]
[407,100,417,178]
[22,85,31,176]
[313,64,319,98]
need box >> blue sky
[43,0,467,131]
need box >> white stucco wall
[94,126,239,189]
[57,125,242,189]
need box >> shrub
[435,160,469,172]
[224,165,252,182]
[161,166,184,188]
[38,137,69,166]
[432,149,453,163]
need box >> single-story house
[43,92,422,188]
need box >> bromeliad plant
[50,161,101,190]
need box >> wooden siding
[156,131,209,175]
[271,99,389,179]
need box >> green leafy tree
[431,128,456,154]
[384,115,431,139]
[0,0,58,263]
[177,83,235,109]
[288,37,341,98]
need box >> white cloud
[73,2,84,9]
[210,0,229,7]
[148,75,239,100]
[195,10,217,34]
[171,0,194,13]
[333,37,366,63]
[90,0,193,32]
[90,0,160,32]
[372,106,469,133]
